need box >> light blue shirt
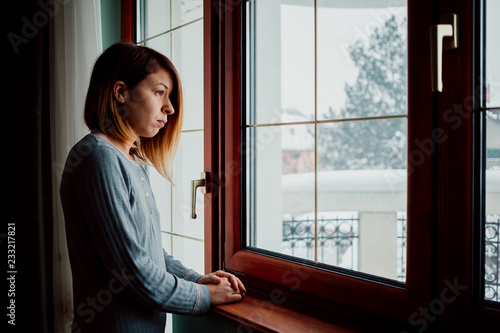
[60,134,210,332]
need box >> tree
[318,15,407,171]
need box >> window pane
[172,20,204,131]
[245,0,408,283]
[485,111,500,302]
[138,0,171,40]
[143,32,171,58]
[318,118,407,280]
[486,0,500,108]
[317,1,407,120]
[246,125,315,255]
[172,0,203,28]
[246,0,315,125]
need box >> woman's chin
[140,130,161,139]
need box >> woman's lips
[157,120,166,127]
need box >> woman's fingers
[207,280,245,305]
[228,275,246,294]
[213,270,246,293]
[228,293,243,302]
[227,275,239,290]
[203,270,246,296]
[210,275,222,284]
[197,273,222,285]
[237,278,247,293]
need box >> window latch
[191,172,206,219]
[430,13,458,92]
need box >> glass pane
[246,0,315,125]
[245,0,408,282]
[144,32,171,59]
[318,118,407,280]
[172,131,204,240]
[486,0,500,108]
[246,125,315,255]
[317,1,407,120]
[485,111,500,302]
[140,0,171,40]
[287,211,359,270]
[172,20,204,131]
[172,0,203,28]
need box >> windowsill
[212,295,358,333]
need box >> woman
[60,43,245,332]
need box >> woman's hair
[84,42,183,181]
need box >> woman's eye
[156,91,164,96]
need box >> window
[207,0,434,324]
[203,0,500,329]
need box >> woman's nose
[162,103,174,115]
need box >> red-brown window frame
[203,0,435,325]
[121,0,135,43]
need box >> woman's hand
[197,270,247,305]
[197,270,246,295]
[206,277,244,305]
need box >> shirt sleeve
[72,147,210,316]
[163,250,203,283]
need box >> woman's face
[116,69,175,138]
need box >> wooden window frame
[202,0,436,326]
[121,0,135,43]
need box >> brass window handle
[430,13,458,92]
[191,172,206,219]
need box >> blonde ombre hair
[84,43,183,181]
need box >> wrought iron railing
[397,213,499,300]
[397,212,407,282]
[281,212,500,296]
[485,214,500,302]
[282,215,359,270]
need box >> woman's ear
[113,81,127,103]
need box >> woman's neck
[92,130,135,161]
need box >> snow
[282,169,500,193]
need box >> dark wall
[4,0,53,332]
